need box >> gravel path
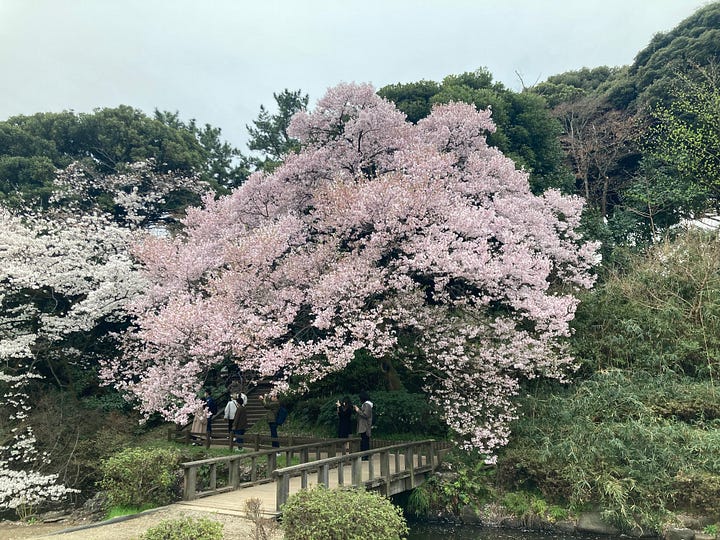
[0,505,282,540]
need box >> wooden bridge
[177,437,447,516]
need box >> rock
[626,524,660,538]
[577,511,621,536]
[694,533,716,540]
[459,504,482,525]
[70,491,108,522]
[675,515,704,530]
[499,516,524,529]
[39,510,70,523]
[664,528,696,540]
[554,520,576,534]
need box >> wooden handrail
[181,437,354,500]
[271,439,441,511]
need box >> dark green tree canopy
[0,106,245,207]
[630,2,720,106]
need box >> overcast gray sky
[0,0,711,149]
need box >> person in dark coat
[260,394,281,448]
[203,389,217,434]
[336,396,353,452]
[232,393,248,449]
[337,396,354,437]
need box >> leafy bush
[571,230,720,377]
[140,516,223,540]
[498,370,720,529]
[282,486,408,540]
[99,447,180,507]
[289,396,332,431]
[407,448,495,516]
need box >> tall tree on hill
[614,64,720,237]
[104,83,599,457]
[553,96,638,219]
[246,89,309,173]
[0,106,238,208]
[629,2,720,108]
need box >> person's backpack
[276,405,288,426]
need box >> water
[407,523,628,540]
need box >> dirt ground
[0,505,282,540]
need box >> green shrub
[100,446,180,507]
[408,448,495,516]
[499,370,720,529]
[140,516,223,540]
[105,504,155,519]
[571,230,720,377]
[407,485,432,517]
[282,486,408,540]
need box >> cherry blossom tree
[0,369,78,516]
[105,83,600,456]
[50,158,208,228]
[0,158,196,510]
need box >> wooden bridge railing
[272,439,443,511]
[171,426,350,451]
[180,437,353,501]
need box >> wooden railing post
[229,458,239,488]
[381,451,391,496]
[183,466,197,501]
[276,472,290,512]
[318,463,330,487]
[301,469,309,489]
[407,446,415,489]
[209,463,217,491]
[338,455,345,486]
[351,456,362,487]
[250,456,258,483]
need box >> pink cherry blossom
[104,83,600,456]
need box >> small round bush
[140,516,223,540]
[282,486,408,540]
[100,446,180,507]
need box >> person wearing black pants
[260,394,281,448]
[354,391,373,459]
[203,389,217,434]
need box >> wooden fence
[272,439,443,511]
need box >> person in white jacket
[224,394,239,434]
